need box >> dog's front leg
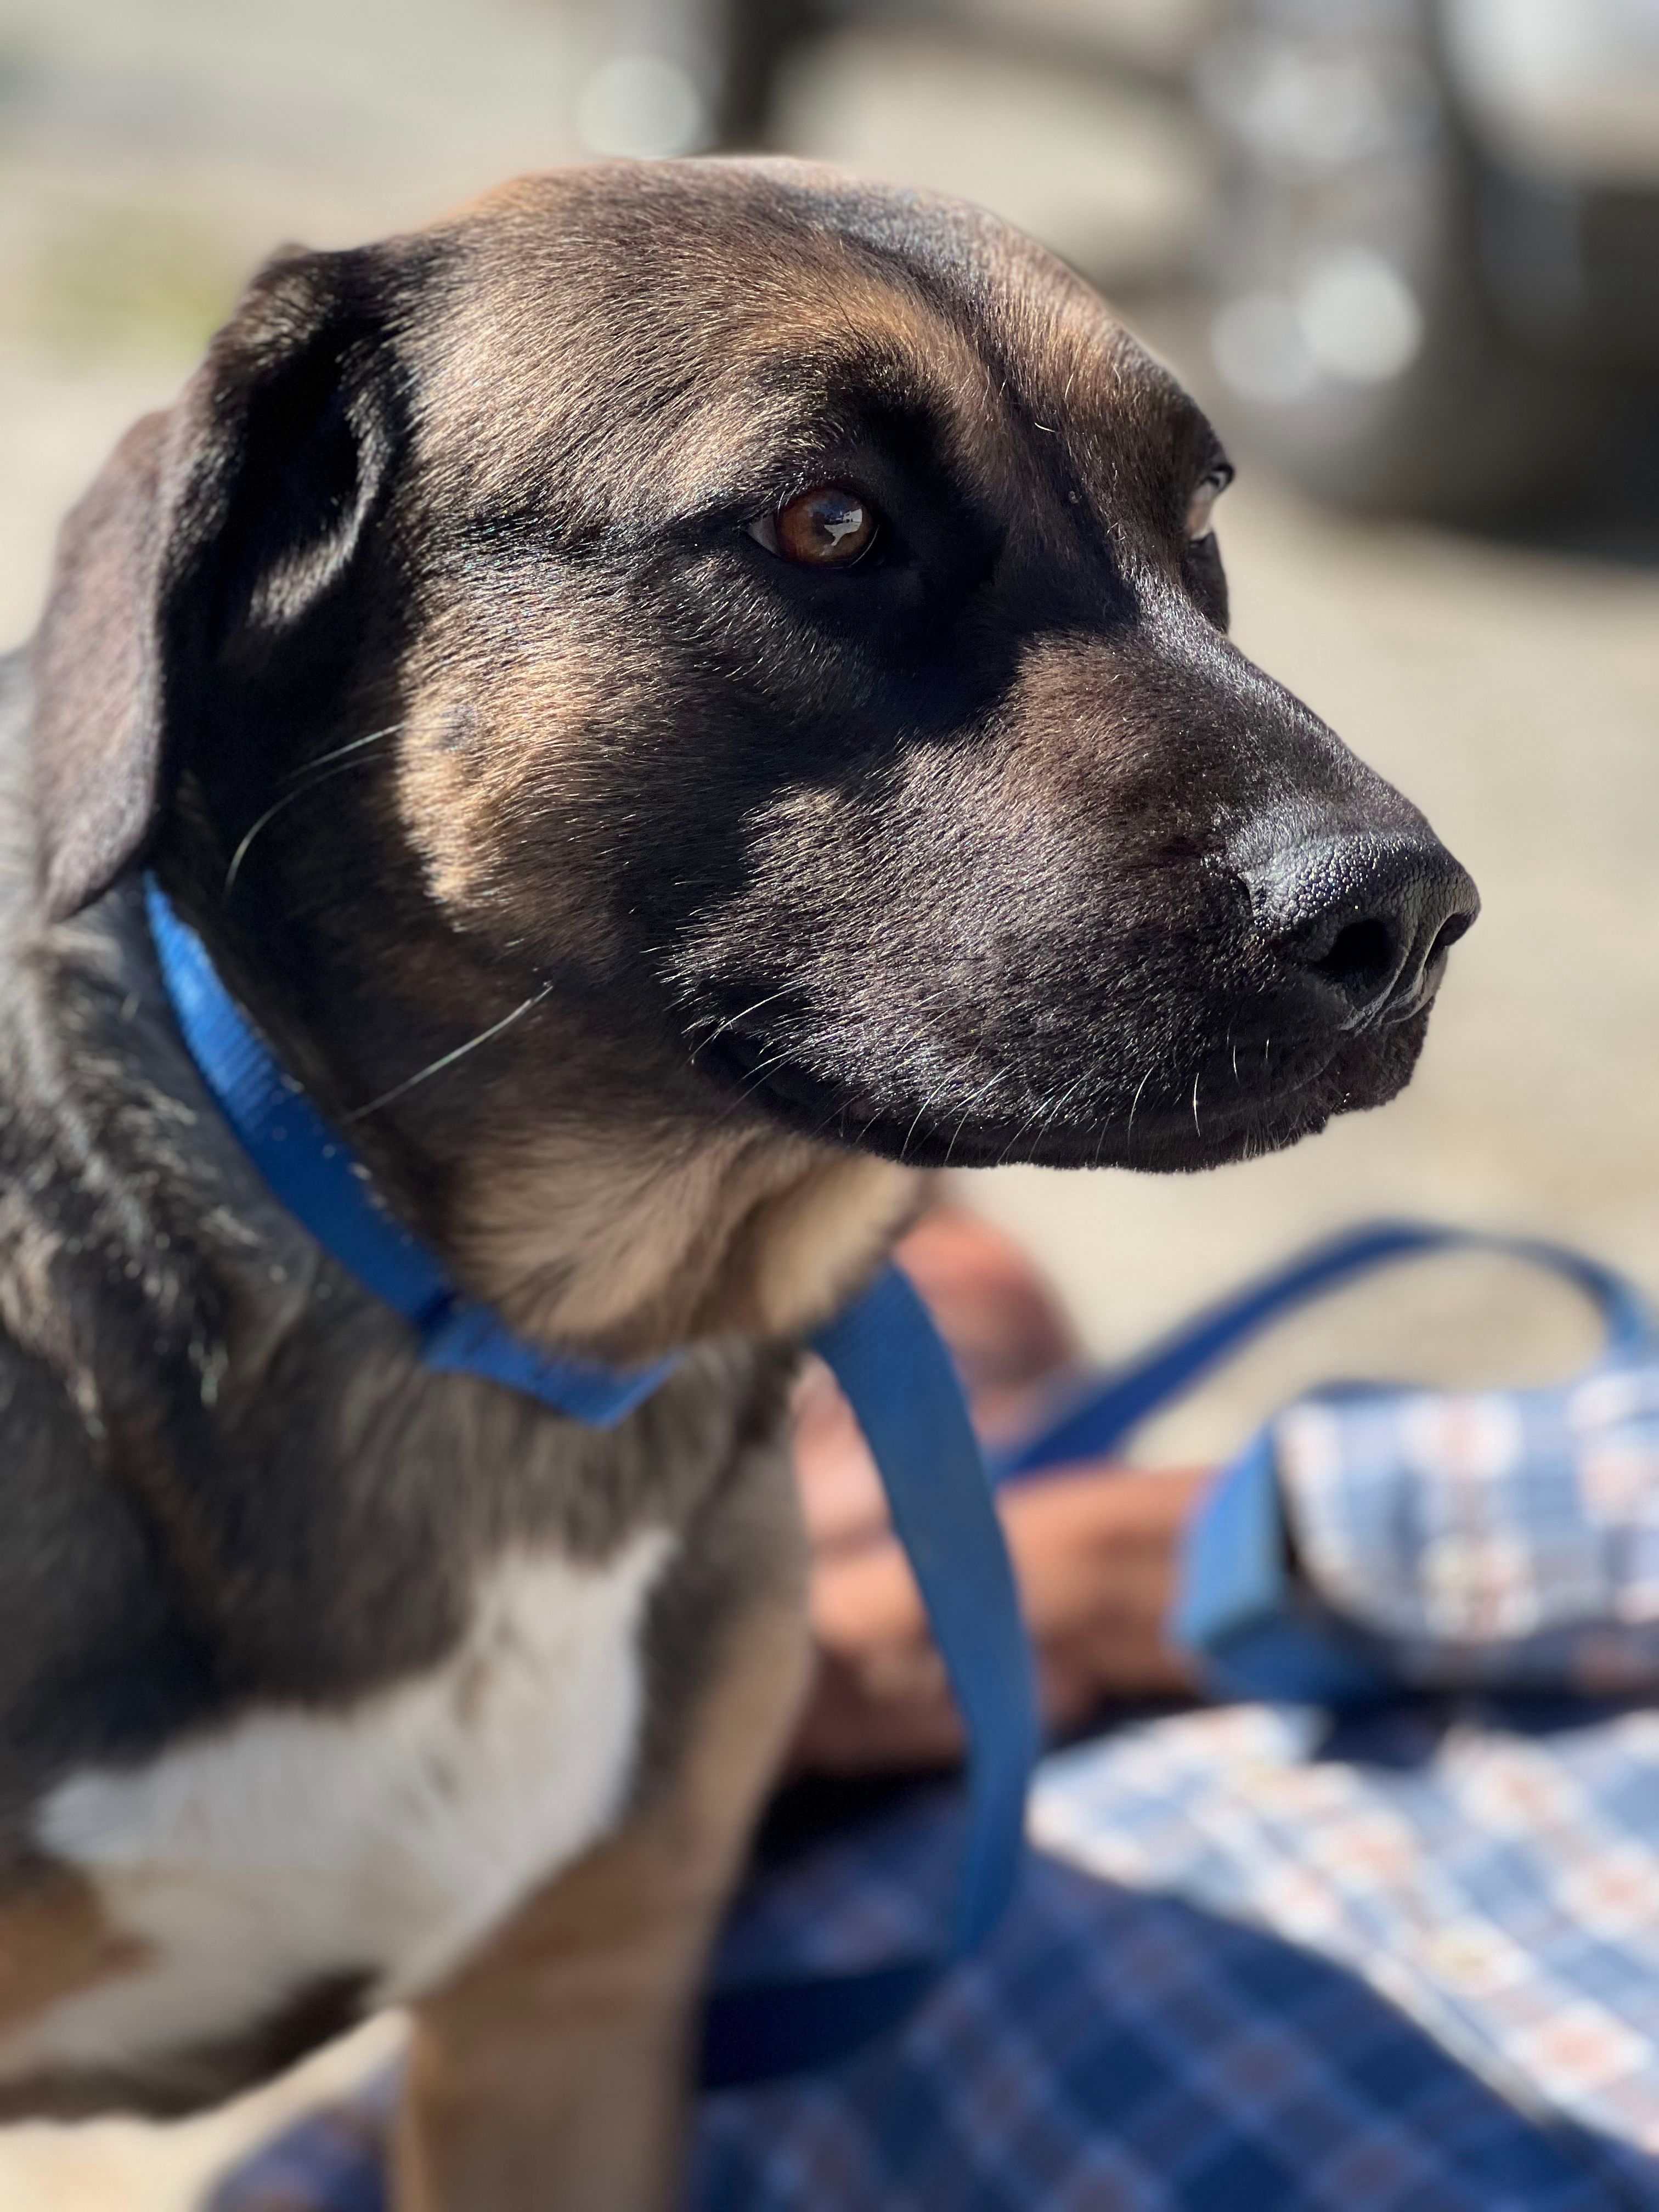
[392,1544,811,2212]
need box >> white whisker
[224,726,400,899]
[1124,1064,1155,1150]
[690,986,797,1055]
[941,1070,1008,1169]
[283,724,402,784]
[898,1081,951,1163]
[345,985,555,1123]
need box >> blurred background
[2,1,1657,2198]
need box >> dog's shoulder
[0,658,792,2109]
[0,660,187,1807]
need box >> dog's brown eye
[751,484,878,566]
[1186,468,1231,541]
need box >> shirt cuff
[1170,1430,1396,1706]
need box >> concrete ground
[2,1,1657,2202]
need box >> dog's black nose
[1250,832,1479,1028]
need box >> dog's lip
[695,1023,888,1138]
[690,1013,1402,1171]
[706,1051,1325,1170]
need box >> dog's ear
[27,244,402,918]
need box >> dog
[0,159,1476,2207]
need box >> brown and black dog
[0,161,1475,2205]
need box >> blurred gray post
[575,0,814,156]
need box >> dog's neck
[450,1122,921,1363]
[156,867,921,1366]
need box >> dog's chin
[695,1008,1432,1173]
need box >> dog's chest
[0,1532,672,2086]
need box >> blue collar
[143,877,1038,2086]
[145,879,676,1427]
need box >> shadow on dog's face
[31,161,1476,1227]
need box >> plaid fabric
[1275,1363,1659,1692]
[210,1733,1657,2211]
[1034,1699,1659,2200]
[210,1366,1659,2212]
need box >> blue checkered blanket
[210,1357,1659,2210]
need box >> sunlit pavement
[2,4,1657,2203]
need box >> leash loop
[699,1272,1041,2087]
[993,1219,1656,1486]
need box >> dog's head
[26,162,1476,1348]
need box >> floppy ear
[27,244,402,918]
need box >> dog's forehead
[411,163,1200,522]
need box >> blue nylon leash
[990,1215,1656,1706]
[143,879,1039,2087]
[147,878,1654,2073]
[991,1218,1655,1486]
[704,1264,1037,2085]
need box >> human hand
[796,1438,1206,1773]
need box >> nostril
[1244,829,1478,1027]
[1427,911,1473,966]
[1311,915,1396,998]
